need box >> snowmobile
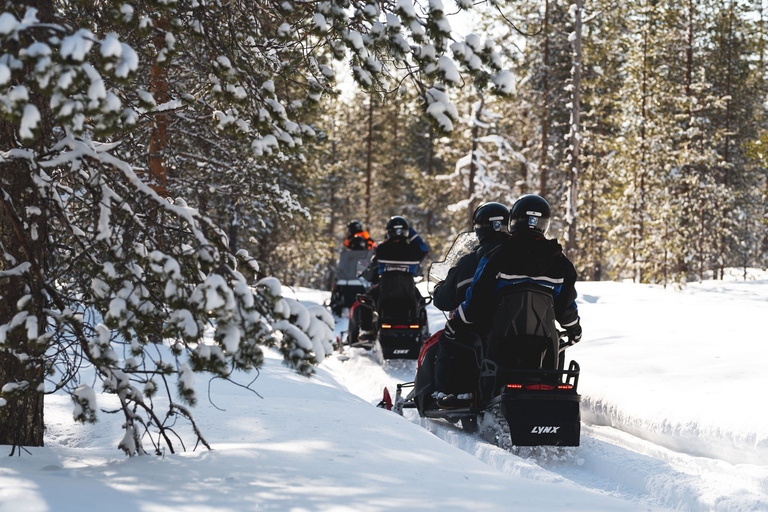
[388,325,580,448]
[329,248,374,316]
[382,234,581,449]
[345,271,430,360]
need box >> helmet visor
[526,215,550,234]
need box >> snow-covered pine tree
[0,0,513,454]
[437,92,521,231]
[573,0,631,281]
[0,1,337,455]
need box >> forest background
[1,0,767,455]
[269,0,768,289]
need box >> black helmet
[472,202,510,242]
[385,216,409,239]
[347,220,363,238]
[509,194,551,234]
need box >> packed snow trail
[320,279,768,512]
[324,346,768,512]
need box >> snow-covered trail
[321,300,768,512]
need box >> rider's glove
[443,315,467,342]
[566,321,582,344]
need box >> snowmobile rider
[363,216,429,283]
[434,194,582,409]
[344,220,376,251]
[432,202,510,312]
[349,216,430,343]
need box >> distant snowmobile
[343,271,430,360]
[329,248,374,317]
[382,233,581,449]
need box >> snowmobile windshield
[428,232,478,285]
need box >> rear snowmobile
[389,328,580,448]
[382,232,581,449]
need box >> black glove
[566,322,582,344]
[443,315,466,342]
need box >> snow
[19,103,40,140]
[60,29,94,62]
[492,70,515,94]
[3,279,768,511]
[312,13,328,33]
[0,12,19,35]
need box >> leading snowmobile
[329,248,374,317]
[383,233,581,449]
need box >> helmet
[347,220,363,238]
[509,194,551,234]
[472,202,510,242]
[385,216,409,239]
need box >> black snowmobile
[382,234,581,449]
[329,248,374,316]
[349,270,430,360]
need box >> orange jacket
[344,230,376,250]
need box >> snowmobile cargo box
[488,361,581,447]
[375,271,428,359]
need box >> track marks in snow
[324,345,768,512]
[577,425,768,512]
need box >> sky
[2,274,767,511]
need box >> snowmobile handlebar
[559,331,577,350]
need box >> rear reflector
[507,383,573,391]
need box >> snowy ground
[2,277,768,511]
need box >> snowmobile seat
[485,283,560,371]
[376,271,422,320]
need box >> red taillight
[525,384,555,390]
[381,324,391,329]
[409,325,420,329]
[557,384,573,390]
[507,384,522,389]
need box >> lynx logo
[393,349,410,354]
[531,426,560,434]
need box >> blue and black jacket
[362,227,429,283]
[454,229,579,331]
[433,232,507,312]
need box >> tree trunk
[634,6,650,283]
[467,97,484,231]
[0,0,54,448]
[565,0,582,259]
[539,0,550,197]
[365,93,374,227]
[148,18,169,196]
[326,116,339,290]
[0,151,47,447]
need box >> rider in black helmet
[509,193,551,235]
[434,195,582,409]
[349,216,430,343]
[433,202,510,312]
[344,219,376,251]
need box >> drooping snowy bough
[0,0,510,455]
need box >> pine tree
[0,0,509,454]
